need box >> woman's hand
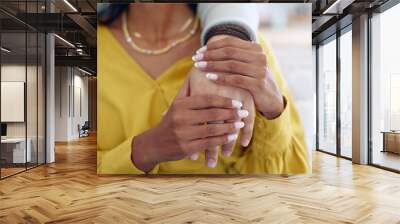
[193,36,285,120]
[187,67,255,163]
[131,83,248,172]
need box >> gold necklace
[132,18,194,39]
[122,12,199,55]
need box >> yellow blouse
[97,25,310,174]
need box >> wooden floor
[0,167,26,178]
[0,135,400,223]
[1,163,44,178]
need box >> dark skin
[132,92,244,171]
[109,3,284,172]
[193,37,285,120]
[109,4,199,78]
[109,4,245,172]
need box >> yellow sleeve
[231,34,310,174]
[97,136,160,174]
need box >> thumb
[164,78,190,117]
[176,78,190,99]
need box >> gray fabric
[198,3,259,45]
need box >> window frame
[0,0,48,180]
[316,24,352,161]
[367,0,400,173]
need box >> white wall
[73,73,89,137]
[1,66,27,140]
[1,64,46,164]
[54,67,89,141]
[55,67,70,141]
[1,65,38,138]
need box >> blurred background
[258,4,314,160]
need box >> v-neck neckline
[104,25,192,85]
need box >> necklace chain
[122,12,199,55]
[132,17,193,39]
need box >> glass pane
[38,32,45,165]
[1,0,46,178]
[1,23,28,177]
[27,31,38,169]
[26,0,38,169]
[318,38,337,154]
[340,30,352,158]
[371,3,400,171]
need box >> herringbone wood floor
[1,134,400,224]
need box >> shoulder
[98,17,121,39]
[97,24,109,40]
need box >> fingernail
[206,73,218,80]
[196,46,207,54]
[192,53,203,61]
[232,100,242,109]
[227,133,238,142]
[234,121,245,129]
[189,153,199,160]
[238,110,249,118]
[241,138,251,147]
[207,158,217,168]
[222,149,232,157]
[194,61,207,68]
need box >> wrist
[207,34,232,43]
[131,130,160,173]
[204,23,252,44]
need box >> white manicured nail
[206,73,218,81]
[227,133,238,142]
[232,100,242,109]
[241,138,251,147]
[234,121,245,129]
[196,46,207,54]
[189,153,199,160]
[222,149,233,157]
[192,53,203,61]
[194,61,207,68]
[238,110,249,118]
[207,158,217,168]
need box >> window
[0,1,46,179]
[340,29,352,158]
[318,37,337,154]
[370,2,400,171]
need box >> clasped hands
[132,36,285,172]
